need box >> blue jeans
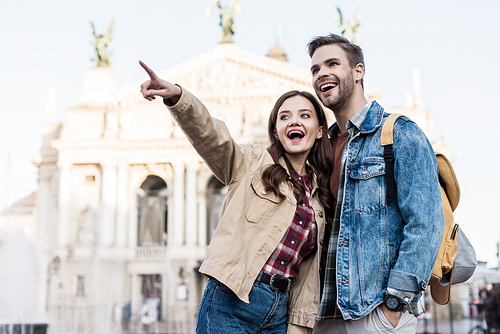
[196,276,289,334]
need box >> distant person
[121,302,131,332]
[139,298,153,333]
[139,60,335,334]
[307,34,444,333]
[113,303,122,332]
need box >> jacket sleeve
[165,86,256,185]
[387,119,445,292]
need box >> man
[308,34,444,333]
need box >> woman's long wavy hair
[261,90,335,223]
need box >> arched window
[137,175,168,246]
[206,177,227,241]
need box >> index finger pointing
[139,60,160,80]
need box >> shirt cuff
[163,85,183,107]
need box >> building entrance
[140,274,162,321]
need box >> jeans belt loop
[254,271,263,287]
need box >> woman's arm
[139,61,256,185]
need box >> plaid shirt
[263,169,317,278]
[317,102,371,319]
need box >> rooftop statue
[206,0,242,44]
[337,7,359,44]
[90,20,114,67]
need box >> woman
[139,61,334,334]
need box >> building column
[35,172,50,251]
[57,162,71,248]
[185,163,198,246]
[172,163,185,246]
[100,163,118,246]
[130,274,141,314]
[127,196,138,248]
[35,171,51,317]
[161,274,168,322]
[197,188,208,247]
[116,164,129,248]
[166,190,174,245]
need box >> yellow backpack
[381,114,475,305]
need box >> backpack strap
[436,153,461,211]
[381,114,406,203]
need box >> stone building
[33,42,320,332]
[32,38,445,331]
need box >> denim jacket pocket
[348,159,386,213]
[244,176,281,223]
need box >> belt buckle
[270,274,289,292]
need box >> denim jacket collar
[328,101,384,139]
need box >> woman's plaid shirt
[262,170,317,278]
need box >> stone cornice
[162,44,310,84]
[120,44,313,105]
[51,134,268,152]
[51,139,197,152]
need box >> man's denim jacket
[333,101,444,319]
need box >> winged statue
[337,7,359,44]
[90,20,114,67]
[206,0,242,43]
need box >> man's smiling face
[310,44,356,111]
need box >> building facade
[33,43,320,332]
[33,43,444,332]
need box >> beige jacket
[167,88,325,330]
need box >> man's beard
[317,73,355,112]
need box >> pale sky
[1,0,499,265]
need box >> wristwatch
[383,294,406,312]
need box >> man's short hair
[307,33,365,88]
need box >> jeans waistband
[255,271,291,292]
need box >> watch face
[385,295,400,310]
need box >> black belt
[257,272,291,292]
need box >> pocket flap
[348,161,385,180]
[249,177,282,204]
